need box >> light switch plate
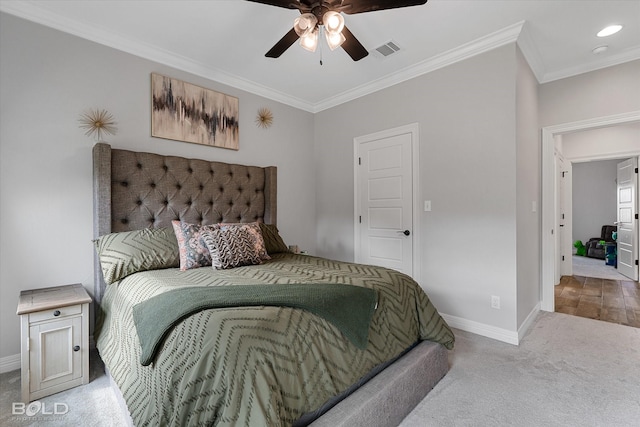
[424,200,431,212]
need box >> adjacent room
[553,126,640,327]
[1,1,639,426]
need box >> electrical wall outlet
[491,295,501,309]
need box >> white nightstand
[16,284,91,403]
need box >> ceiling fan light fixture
[299,28,318,52]
[325,29,346,50]
[323,11,344,34]
[294,13,318,37]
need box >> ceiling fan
[248,0,428,61]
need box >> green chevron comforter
[96,253,454,427]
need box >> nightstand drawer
[29,304,82,323]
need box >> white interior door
[556,152,572,279]
[355,127,415,276]
[616,157,638,281]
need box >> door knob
[73,345,80,352]
[403,230,410,236]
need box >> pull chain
[319,29,324,65]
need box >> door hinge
[359,216,362,224]
[635,167,638,173]
[636,213,639,220]
[636,260,639,266]
[562,255,565,261]
[358,157,361,165]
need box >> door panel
[617,158,638,281]
[30,317,82,392]
[357,132,413,275]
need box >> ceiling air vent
[374,40,401,58]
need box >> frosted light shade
[294,13,318,37]
[323,11,344,34]
[299,29,318,52]
[325,30,346,50]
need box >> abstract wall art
[151,73,239,150]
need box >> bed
[92,142,454,426]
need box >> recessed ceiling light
[597,25,623,37]
[592,45,609,54]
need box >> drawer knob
[73,345,80,352]
[53,310,61,317]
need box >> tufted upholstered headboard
[92,142,277,303]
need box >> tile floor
[555,275,640,328]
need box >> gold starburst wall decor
[255,108,273,129]
[79,108,117,141]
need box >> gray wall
[539,60,640,127]
[0,13,316,361]
[515,48,541,328]
[572,160,619,244]
[315,44,522,332]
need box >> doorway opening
[555,157,639,328]
[541,111,640,313]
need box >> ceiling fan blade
[338,0,428,14]
[341,26,368,61]
[265,28,299,58]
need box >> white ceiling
[2,0,639,112]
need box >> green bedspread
[134,284,378,365]
[96,253,454,427]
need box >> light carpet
[1,312,639,426]
[572,255,630,281]
[400,311,640,427]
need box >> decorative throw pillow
[94,227,180,285]
[258,223,290,255]
[171,221,219,270]
[219,222,270,260]
[202,227,263,270]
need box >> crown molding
[539,47,640,83]
[9,2,636,112]
[0,1,317,112]
[515,21,546,82]
[1,2,525,113]
[314,21,526,112]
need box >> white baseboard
[0,353,20,374]
[441,313,520,345]
[518,303,541,342]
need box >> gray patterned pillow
[202,226,263,270]
[94,227,180,285]
[171,221,220,270]
[219,222,270,260]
